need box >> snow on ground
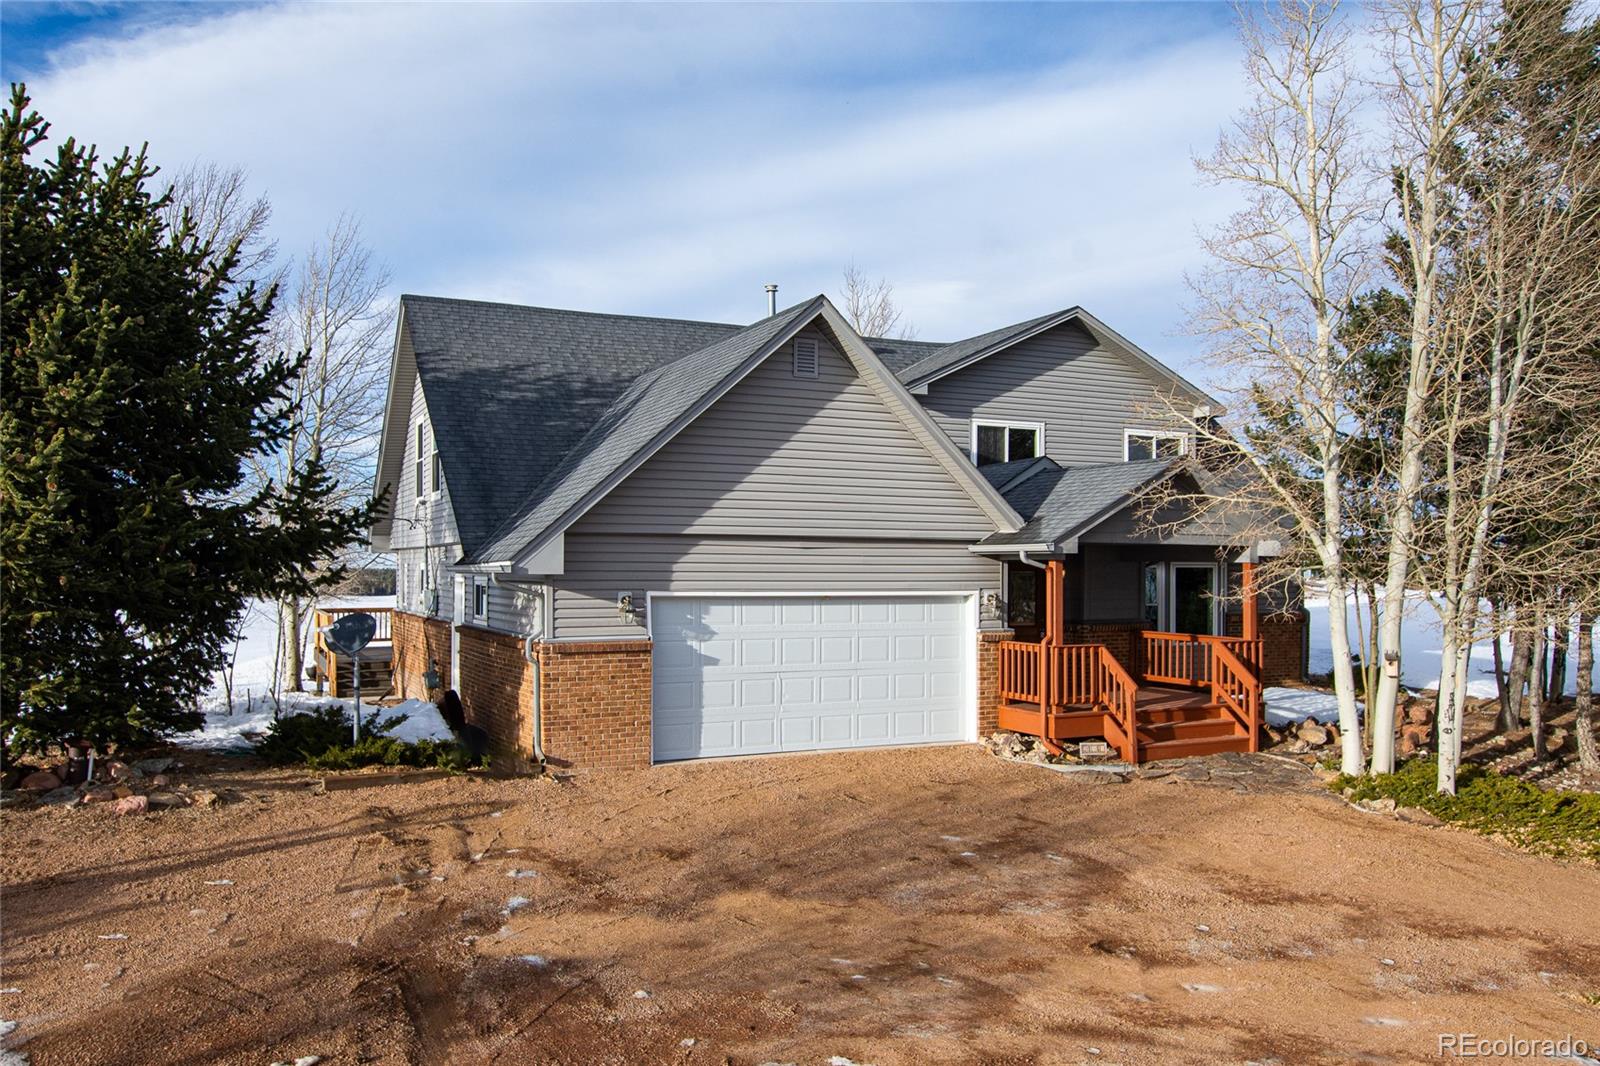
[182,597,451,752]
[1262,687,1354,728]
[1305,592,1593,697]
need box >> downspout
[522,634,546,769]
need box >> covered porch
[974,456,1277,763]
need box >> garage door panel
[652,595,971,761]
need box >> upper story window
[473,577,489,621]
[431,450,443,495]
[414,423,426,497]
[1125,429,1186,461]
[971,419,1043,466]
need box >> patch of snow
[95,934,127,940]
[506,869,539,880]
[1306,593,1594,696]
[1262,687,1358,727]
[502,896,531,916]
[202,879,233,886]
[515,954,548,967]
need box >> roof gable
[467,297,1023,568]
[899,306,1216,410]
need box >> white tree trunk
[1323,581,1365,772]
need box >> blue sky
[2,2,1249,379]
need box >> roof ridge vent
[792,336,819,378]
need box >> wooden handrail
[1208,639,1261,751]
[1094,647,1139,763]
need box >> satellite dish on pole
[322,612,377,657]
[320,611,378,743]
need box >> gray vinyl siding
[578,329,994,540]
[917,321,1191,466]
[551,534,1002,641]
[482,577,544,636]
[392,375,461,616]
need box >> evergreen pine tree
[1,87,381,753]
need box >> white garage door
[651,595,972,761]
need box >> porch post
[1044,559,1065,645]
[1241,561,1260,642]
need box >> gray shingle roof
[404,296,741,554]
[895,309,1067,387]
[465,297,826,565]
[978,457,1179,548]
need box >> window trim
[1123,428,1188,462]
[472,576,489,621]
[431,450,443,497]
[968,419,1045,466]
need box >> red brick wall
[392,610,451,700]
[977,630,1014,736]
[1064,623,1139,674]
[537,641,653,770]
[455,625,534,767]
[1225,611,1308,685]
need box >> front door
[1171,563,1217,635]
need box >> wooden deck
[310,606,394,698]
[995,632,1264,764]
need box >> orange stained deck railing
[997,628,1264,759]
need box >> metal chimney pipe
[764,283,778,316]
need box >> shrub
[253,705,481,771]
[1334,757,1600,861]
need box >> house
[369,292,1307,769]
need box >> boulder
[1406,704,1432,725]
[111,795,149,817]
[147,774,170,789]
[191,790,221,809]
[19,770,62,792]
[1358,797,1397,814]
[145,791,189,809]
[107,761,144,782]
[39,785,81,806]
[81,787,118,804]
[1295,720,1330,746]
[133,757,176,774]
[1396,806,1442,826]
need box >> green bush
[253,704,481,771]
[1334,757,1600,861]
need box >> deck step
[1136,734,1252,761]
[1137,717,1240,742]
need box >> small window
[970,420,1042,466]
[1125,430,1187,461]
[472,578,489,621]
[414,423,426,497]
[431,450,443,494]
[792,337,819,378]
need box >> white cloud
[22,2,1250,377]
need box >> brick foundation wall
[1225,612,1309,685]
[392,610,451,700]
[537,641,653,770]
[455,625,535,766]
[977,630,1014,736]
[1064,623,1140,674]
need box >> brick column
[391,610,451,700]
[1224,611,1307,684]
[977,629,1014,737]
[1063,622,1140,674]
[537,641,653,770]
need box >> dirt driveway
[3,745,1597,1065]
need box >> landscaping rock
[1295,720,1330,746]
[107,761,144,782]
[145,791,188,809]
[1406,704,1431,725]
[40,785,81,805]
[191,789,221,809]
[1358,797,1397,814]
[19,770,62,792]
[147,774,170,788]
[133,757,176,774]
[1311,766,1342,784]
[111,795,149,817]
[1396,806,1442,826]
[1176,763,1211,782]
[82,787,118,804]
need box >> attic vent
[792,337,819,378]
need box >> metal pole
[353,657,362,745]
